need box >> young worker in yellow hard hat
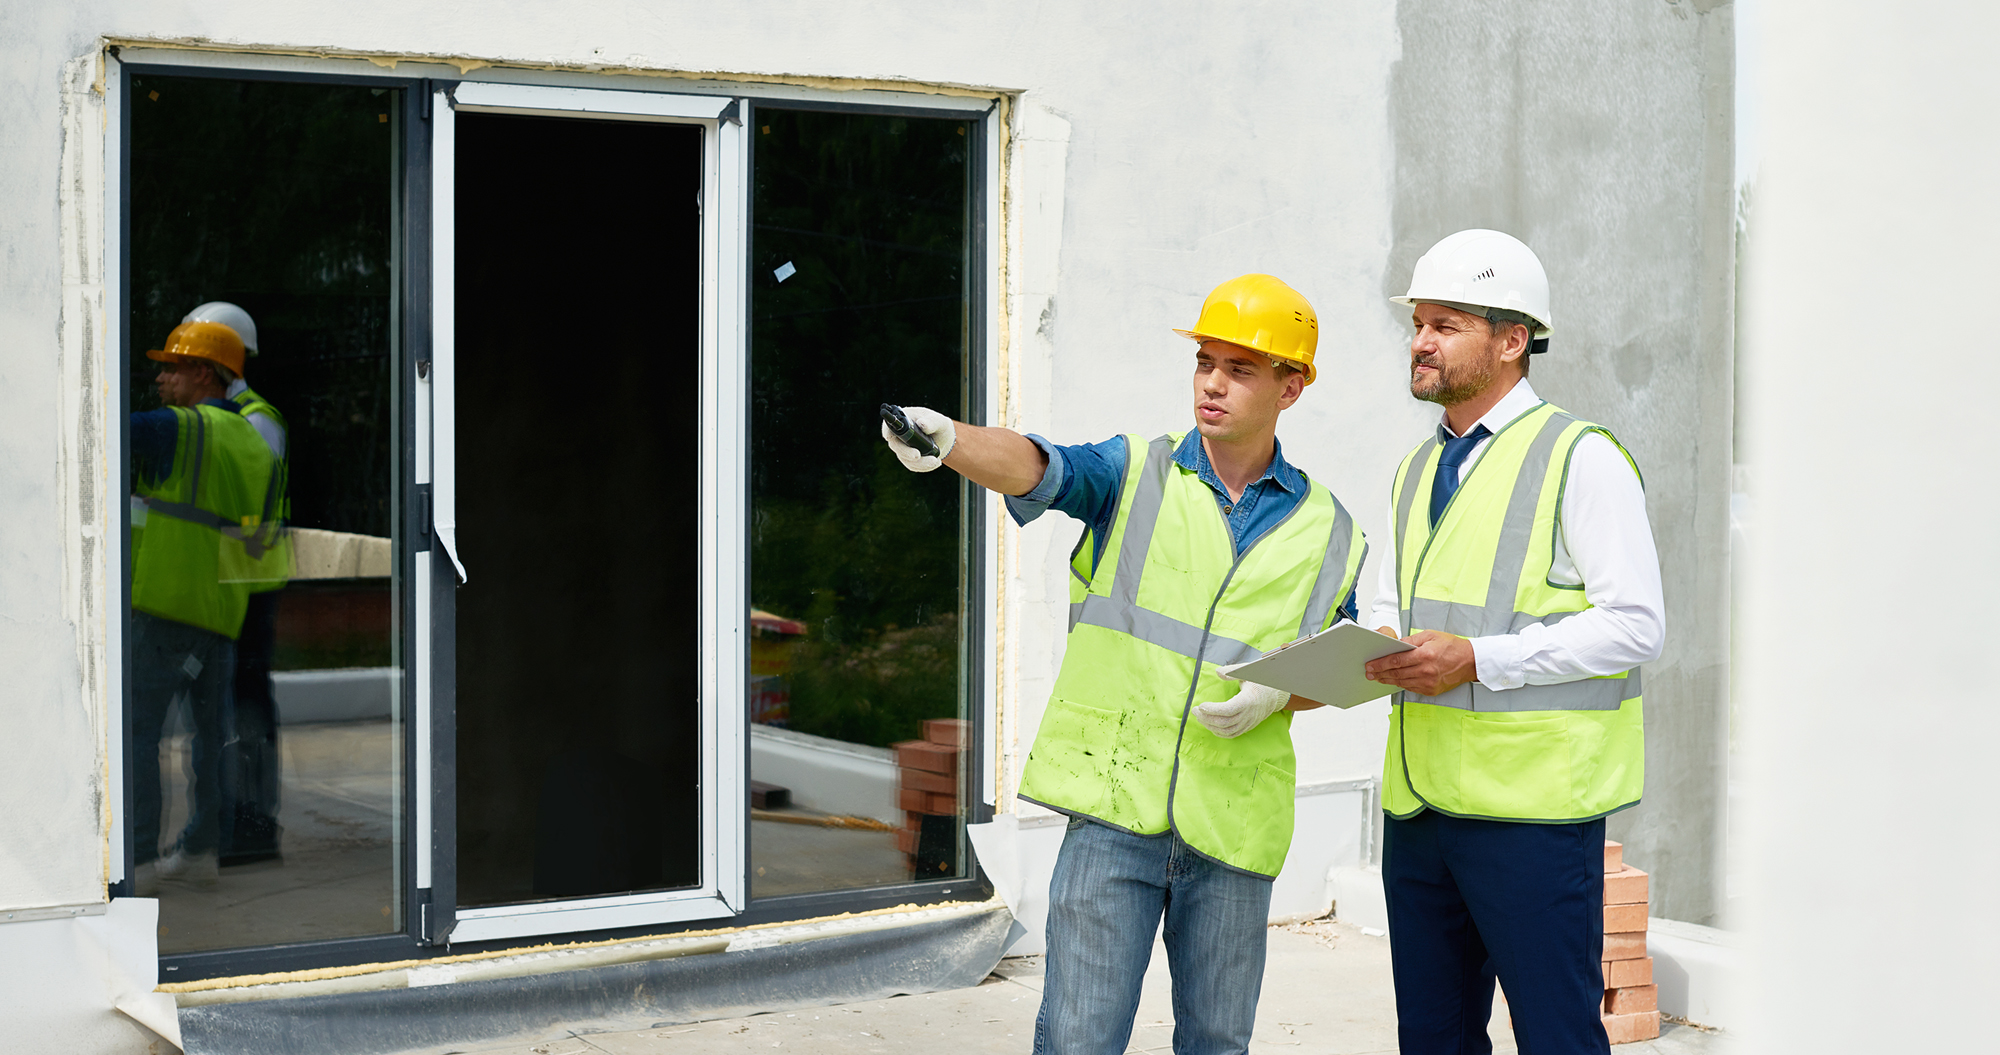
[1353,230,1665,1055]
[881,274,1367,1055]
[127,320,280,895]
[181,302,293,867]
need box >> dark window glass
[453,113,705,907]
[127,74,401,953]
[748,108,976,897]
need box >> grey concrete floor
[155,720,403,955]
[152,720,912,953]
[450,919,1732,1055]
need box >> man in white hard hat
[880,275,1367,1055]
[1357,230,1666,1054]
[182,301,293,865]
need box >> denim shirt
[1006,430,1359,622]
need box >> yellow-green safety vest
[230,385,292,594]
[1017,433,1367,877]
[131,403,281,639]
[1383,401,1646,823]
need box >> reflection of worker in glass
[129,320,279,894]
[181,302,292,865]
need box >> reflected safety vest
[1382,401,1646,823]
[1017,433,1367,877]
[230,385,292,594]
[130,403,280,639]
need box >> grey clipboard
[1215,621,1414,709]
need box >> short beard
[1409,351,1495,406]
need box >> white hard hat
[182,301,259,355]
[1392,229,1553,341]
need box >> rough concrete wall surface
[1742,1,1999,1049]
[0,38,115,908]
[1386,0,1735,924]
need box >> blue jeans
[1034,818,1273,1055]
[1384,810,1610,1055]
[131,611,233,863]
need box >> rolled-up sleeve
[1003,434,1131,576]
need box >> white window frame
[431,81,750,943]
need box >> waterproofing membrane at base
[179,904,1014,1055]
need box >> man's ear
[1497,323,1530,365]
[1276,369,1307,409]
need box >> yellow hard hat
[148,320,245,377]
[1173,273,1319,384]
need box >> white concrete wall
[1742,1,2000,1050]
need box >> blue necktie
[1429,424,1491,527]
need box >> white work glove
[879,405,957,472]
[1193,681,1291,739]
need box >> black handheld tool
[880,403,942,458]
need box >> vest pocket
[1171,744,1294,875]
[1457,715,1573,818]
[1021,697,1122,816]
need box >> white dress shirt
[1367,379,1666,690]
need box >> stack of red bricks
[892,718,966,863]
[1601,840,1660,1044]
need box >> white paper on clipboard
[1216,621,1415,709]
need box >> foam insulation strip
[177,900,1013,1055]
[162,898,995,995]
[102,36,1016,99]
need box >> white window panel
[428,81,747,940]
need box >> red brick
[1602,1010,1660,1044]
[1602,956,1653,989]
[1604,840,1623,874]
[899,767,955,794]
[1603,985,1658,1015]
[1604,903,1648,934]
[904,810,929,830]
[897,788,929,812]
[1603,932,1647,961]
[895,827,919,854]
[1603,865,1649,906]
[923,790,958,814]
[893,740,959,776]
[923,718,970,747]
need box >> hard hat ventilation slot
[1473,268,1496,281]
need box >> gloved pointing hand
[880,405,958,472]
[1193,681,1291,739]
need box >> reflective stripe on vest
[1020,433,1366,877]
[131,403,278,638]
[1383,401,1646,823]
[1066,437,1360,668]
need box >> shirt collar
[1174,431,1305,495]
[1438,378,1542,441]
[198,397,241,413]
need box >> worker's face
[1192,340,1304,443]
[1407,303,1524,406]
[154,358,220,408]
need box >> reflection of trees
[786,614,958,747]
[128,75,394,538]
[750,109,972,747]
